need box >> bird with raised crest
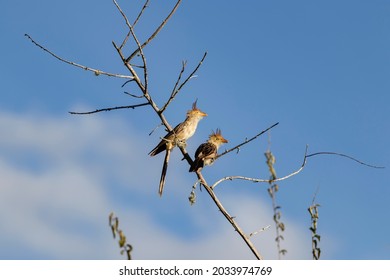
[149,100,207,196]
[189,129,228,172]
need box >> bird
[189,129,228,172]
[149,100,207,196]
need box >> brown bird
[189,129,228,172]
[149,100,207,196]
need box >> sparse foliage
[109,212,133,260]
[308,190,321,260]
[265,150,287,258]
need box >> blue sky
[1,0,389,259]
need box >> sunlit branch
[212,146,309,190]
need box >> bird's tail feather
[159,149,171,196]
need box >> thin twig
[126,0,182,62]
[217,122,279,159]
[69,103,149,115]
[164,60,187,111]
[133,0,150,27]
[24,34,134,79]
[124,92,143,98]
[249,225,271,237]
[118,0,150,49]
[213,146,383,190]
[306,151,385,169]
[121,80,134,88]
[120,30,132,50]
[172,52,207,96]
[161,52,208,113]
[311,186,320,205]
[212,146,309,189]
[149,123,164,136]
[113,0,149,91]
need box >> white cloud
[0,110,313,260]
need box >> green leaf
[119,231,126,247]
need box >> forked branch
[161,52,208,113]
[212,145,383,190]
[113,0,149,91]
[125,0,182,62]
[212,146,309,190]
[119,0,150,49]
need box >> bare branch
[212,145,384,191]
[124,92,143,98]
[173,52,207,96]
[113,0,149,91]
[212,145,309,190]
[306,151,385,169]
[249,225,271,237]
[113,0,132,50]
[217,122,279,159]
[310,186,320,205]
[167,60,187,106]
[126,0,182,62]
[112,41,172,132]
[112,42,144,92]
[118,0,150,49]
[120,30,133,50]
[121,79,134,88]
[69,103,149,115]
[133,0,150,27]
[161,52,208,113]
[24,34,134,79]
[195,171,263,260]
[149,123,164,136]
